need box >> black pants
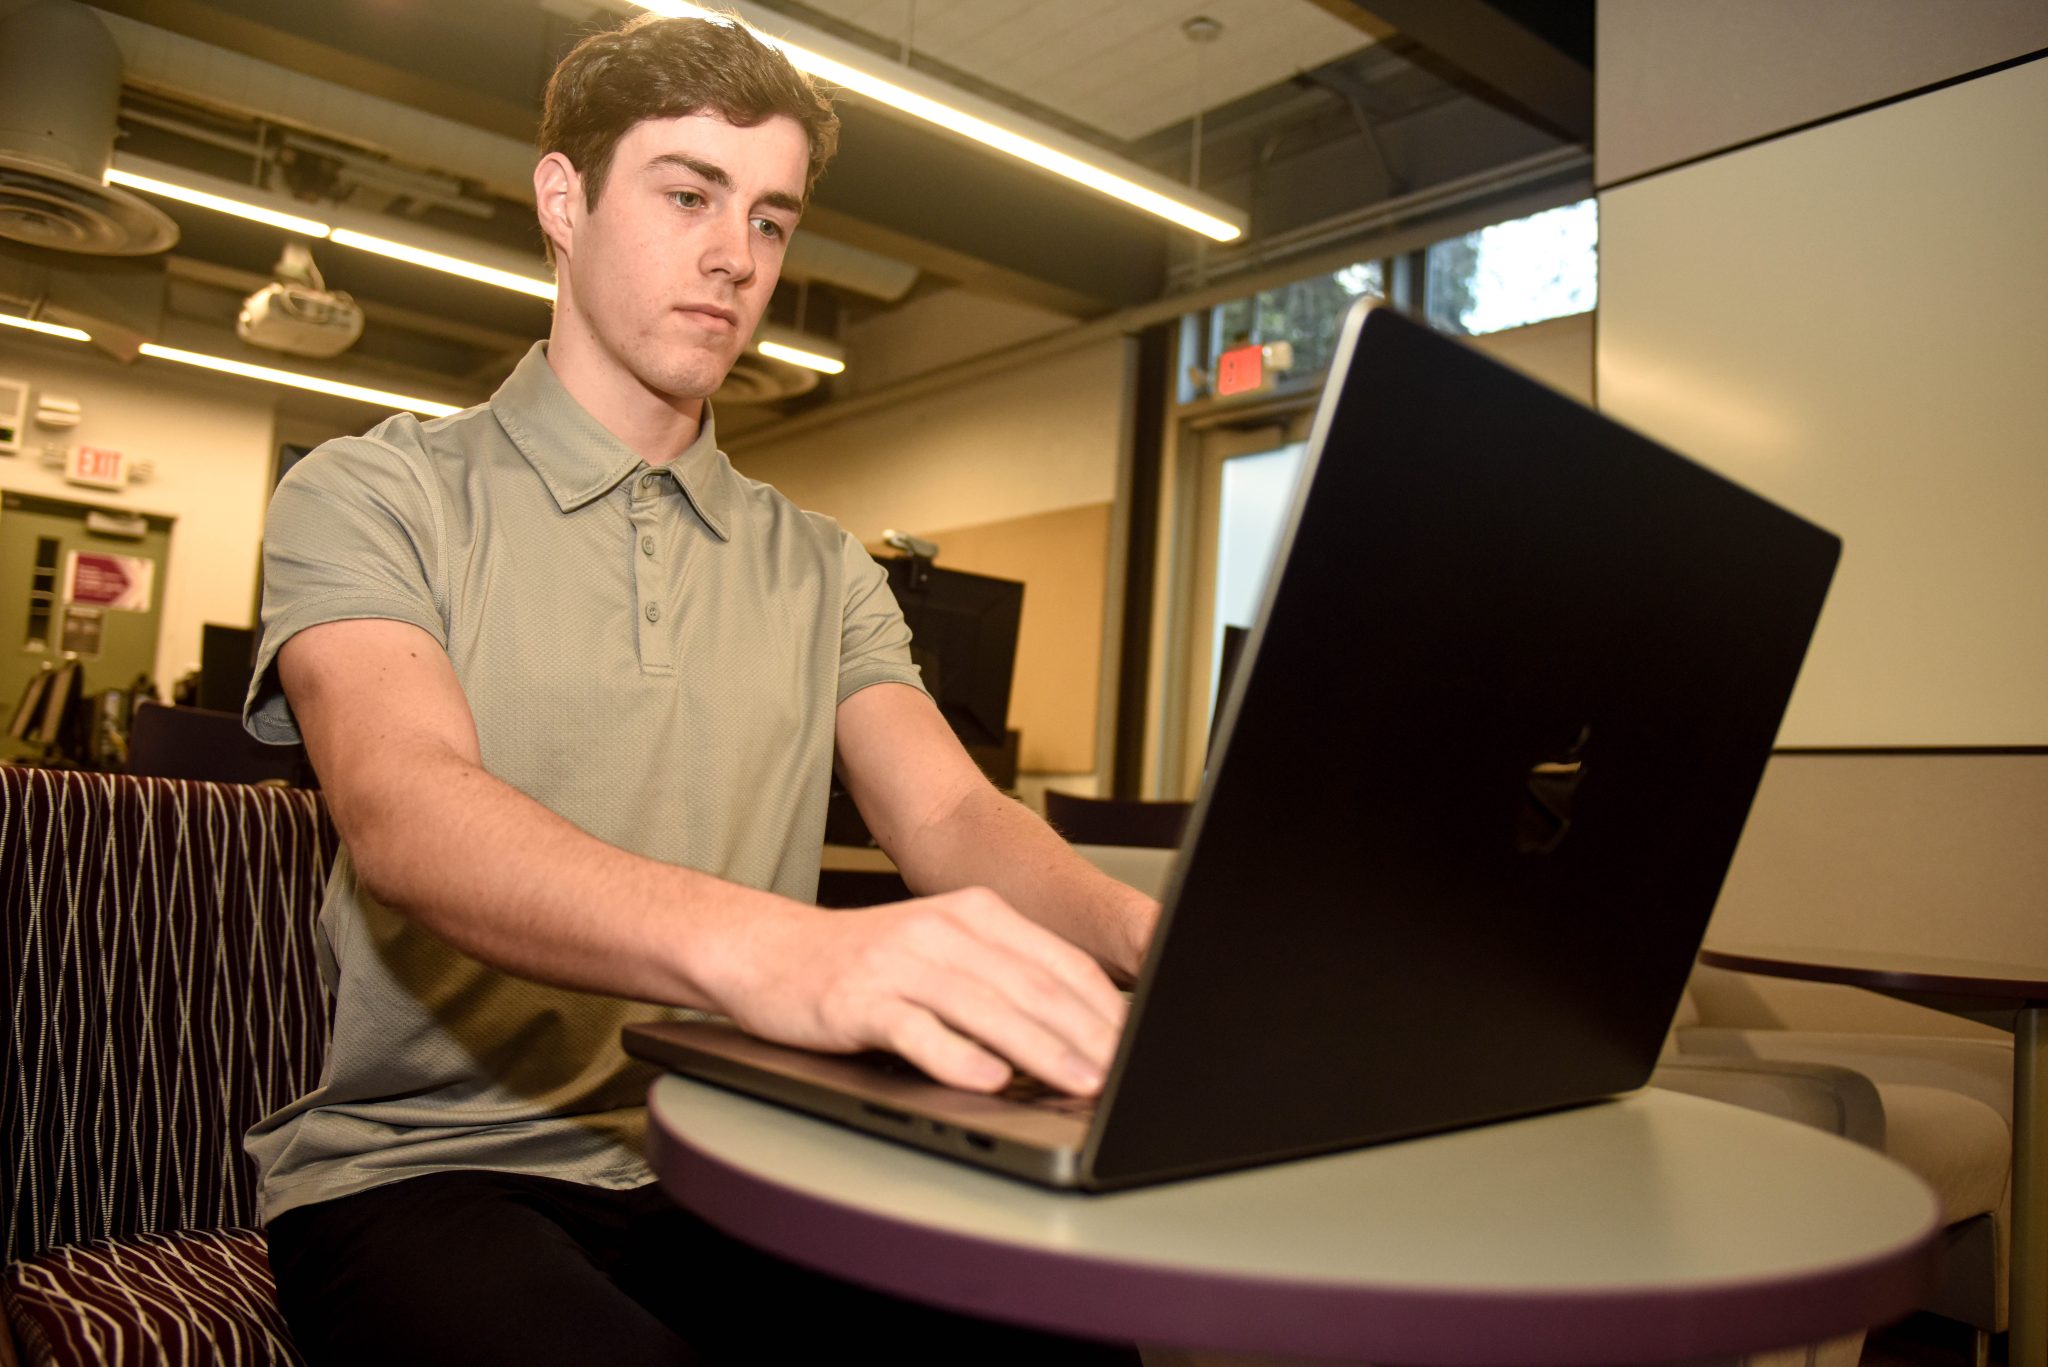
[266,1169,1141,1365]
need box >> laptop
[624,301,1842,1191]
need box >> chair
[1042,790,1191,849]
[1,767,337,1366]
[126,701,315,787]
[1652,750,2035,1361]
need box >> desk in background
[819,843,1176,909]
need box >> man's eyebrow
[647,152,732,190]
[647,153,804,217]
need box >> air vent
[0,160,175,255]
[714,352,821,406]
[0,1,178,257]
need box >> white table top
[648,1076,1941,1364]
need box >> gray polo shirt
[243,342,925,1221]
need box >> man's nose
[702,209,756,282]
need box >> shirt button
[645,602,661,623]
[641,535,655,556]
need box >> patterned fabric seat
[1,768,337,1367]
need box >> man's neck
[544,321,706,467]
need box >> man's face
[554,112,808,403]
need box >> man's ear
[534,152,581,262]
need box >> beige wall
[1596,0,2048,186]
[0,333,277,692]
[733,333,1133,786]
[1468,311,1592,405]
[1597,52,2048,746]
[837,287,1078,398]
[732,335,1131,544]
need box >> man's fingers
[934,889,1129,1035]
[889,956,1108,1095]
[881,1002,1012,1092]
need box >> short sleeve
[243,435,449,744]
[835,533,928,705]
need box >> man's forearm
[886,783,1159,983]
[337,740,795,1010]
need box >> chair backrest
[127,700,314,787]
[1,767,338,1262]
[1042,789,1191,849]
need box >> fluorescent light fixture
[637,3,1246,243]
[757,338,845,374]
[0,313,91,343]
[108,155,557,303]
[328,228,558,300]
[137,343,461,417]
[105,166,332,237]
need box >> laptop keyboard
[995,1073,1098,1117]
[863,1053,1097,1116]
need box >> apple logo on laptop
[1516,724,1592,856]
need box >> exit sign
[67,445,126,490]
[1216,342,1265,397]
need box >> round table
[648,1075,1940,1365]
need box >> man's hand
[711,887,1127,1095]
[835,683,1164,986]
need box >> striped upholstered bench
[1,768,336,1367]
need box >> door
[1165,409,1315,795]
[0,490,171,758]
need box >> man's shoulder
[723,459,855,549]
[283,404,499,495]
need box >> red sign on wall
[64,551,154,612]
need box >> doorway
[0,490,172,759]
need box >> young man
[244,13,1156,1363]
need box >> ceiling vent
[0,0,177,255]
[715,353,822,406]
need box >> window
[1425,198,1598,336]
[1206,259,1386,387]
[23,536,58,650]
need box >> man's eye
[753,217,784,241]
[667,190,705,209]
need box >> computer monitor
[9,658,83,750]
[199,623,257,715]
[881,556,1023,752]
[8,667,52,742]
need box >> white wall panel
[1597,58,2048,745]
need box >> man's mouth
[678,304,738,330]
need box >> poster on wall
[63,550,154,612]
[60,605,103,657]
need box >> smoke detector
[0,1,178,256]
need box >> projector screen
[1597,57,2048,747]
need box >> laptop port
[860,1102,912,1126]
[963,1131,995,1152]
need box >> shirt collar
[490,342,736,540]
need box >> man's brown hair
[539,12,839,215]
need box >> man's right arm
[282,616,1122,1096]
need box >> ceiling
[0,0,1594,436]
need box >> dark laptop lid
[1084,303,1840,1185]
